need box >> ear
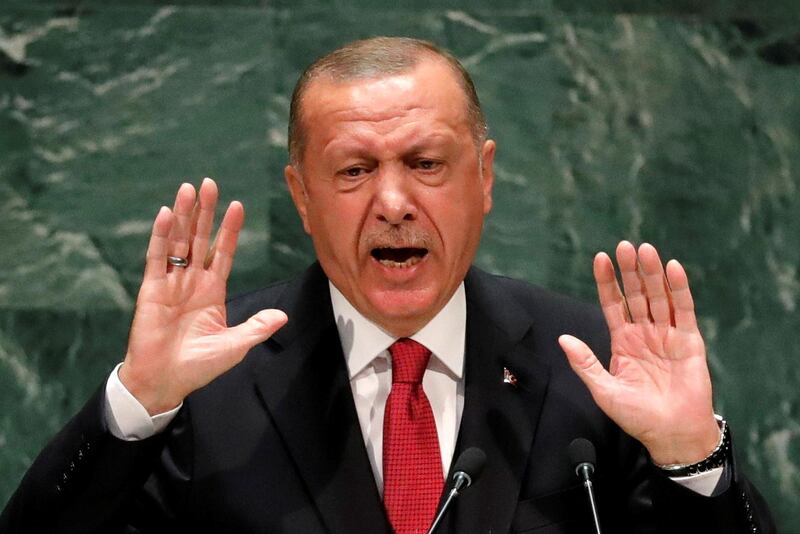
[480,140,496,215]
[284,164,311,234]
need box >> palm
[559,241,718,465]
[120,180,286,414]
[605,322,710,440]
[130,275,226,374]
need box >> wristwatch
[655,414,731,477]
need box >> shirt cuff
[104,362,182,441]
[668,466,725,496]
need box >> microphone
[568,438,602,534]
[427,447,486,534]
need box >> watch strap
[655,415,731,477]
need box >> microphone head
[452,447,487,484]
[568,438,596,473]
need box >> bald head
[288,37,487,166]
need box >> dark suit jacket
[1,264,775,533]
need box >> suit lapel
[252,265,391,534]
[248,264,551,533]
[446,269,552,533]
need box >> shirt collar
[329,281,466,381]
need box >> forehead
[299,58,472,141]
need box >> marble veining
[1,5,799,530]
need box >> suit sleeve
[0,383,187,534]
[647,441,776,533]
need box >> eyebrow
[405,133,458,152]
[327,131,459,156]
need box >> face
[285,57,495,337]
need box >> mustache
[363,226,432,250]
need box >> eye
[412,159,442,172]
[340,166,369,179]
[334,164,374,190]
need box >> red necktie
[383,338,444,534]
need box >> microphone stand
[427,472,471,534]
[576,462,602,534]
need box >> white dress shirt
[103,280,722,496]
[330,281,465,493]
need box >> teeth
[378,255,423,268]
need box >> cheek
[308,197,363,256]
[433,202,480,247]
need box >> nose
[373,166,417,225]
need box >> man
[0,37,774,533]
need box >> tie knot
[389,338,431,384]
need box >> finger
[143,206,174,281]
[207,201,245,279]
[559,334,615,405]
[593,252,628,332]
[168,183,196,261]
[665,260,698,332]
[189,178,218,270]
[638,243,672,327]
[617,241,649,323]
[225,309,288,356]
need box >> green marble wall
[2,2,799,529]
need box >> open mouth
[371,247,429,268]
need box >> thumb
[226,309,288,353]
[558,334,614,402]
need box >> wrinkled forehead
[299,58,471,134]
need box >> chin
[366,288,439,333]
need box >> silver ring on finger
[167,255,189,268]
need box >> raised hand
[119,179,287,415]
[559,241,720,465]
